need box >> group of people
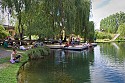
[9,41,44,64]
[64,37,80,47]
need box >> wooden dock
[63,45,88,51]
[46,45,64,49]
[46,43,97,51]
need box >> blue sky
[90,0,125,29]
[95,0,111,9]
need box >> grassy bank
[96,39,125,43]
[0,50,28,83]
[0,46,50,83]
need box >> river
[18,43,125,83]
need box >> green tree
[100,11,125,33]
[1,0,36,40]
[87,21,94,42]
[1,0,92,41]
[0,25,9,39]
[117,23,125,36]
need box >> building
[3,25,15,37]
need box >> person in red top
[64,42,69,47]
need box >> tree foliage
[117,23,125,36]
[87,21,94,42]
[0,25,9,39]
[1,0,28,39]
[1,0,92,41]
[100,11,125,33]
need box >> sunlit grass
[0,49,28,83]
[0,46,50,83]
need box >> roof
[3,25,15,30]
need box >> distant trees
[95,31,112,40]
[117,23,125,36]
[100,11,125,33]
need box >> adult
[3,40,8,48]
[64,42,69,47]
[76,37,80,45]
[19,45,28,50]
[59,39,62,45]
[10,49,21,63]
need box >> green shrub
[26,46,50,60]
[96,32,112,39]
[0,25,9,39]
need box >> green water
[19,43,125,83]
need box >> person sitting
[10,48,22,63]
[71,38,75,47]
[33,42,43,48]
[3,40,8,48]
[19,45,28,50]
[64,42,69,47]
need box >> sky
[90,0,125,29]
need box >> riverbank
[95,39,125,43]
[0,47,28,83]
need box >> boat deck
[46,43,97,51]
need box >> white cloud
[91,0,125,29]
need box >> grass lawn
[0,48,28,83]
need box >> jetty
[46,43,97,51]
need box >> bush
[0,25,9,39]
[96,32,112,39]
[26,46,50,60]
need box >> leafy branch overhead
[1,0,94,41]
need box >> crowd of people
[1,36,44,64]
[2,36,93,63]
[64,37,80,47]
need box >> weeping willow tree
[1,0,92,42]
[23,1,53,39]
[87,21,94,42]
[46,0,91,41]
[74,0,91,42]
[1,0,31,40]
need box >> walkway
[111,34,120,41]
[0,48,12,58]
[0,48,12,70]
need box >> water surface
[19,43,125,83]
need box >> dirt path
[0,48,12,69]
[0,48,12,58]
[0,63,10,69]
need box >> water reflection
[19,48,94,83]
[55,50,67,64]
[19,43,125,83]
[91,43,125,83]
